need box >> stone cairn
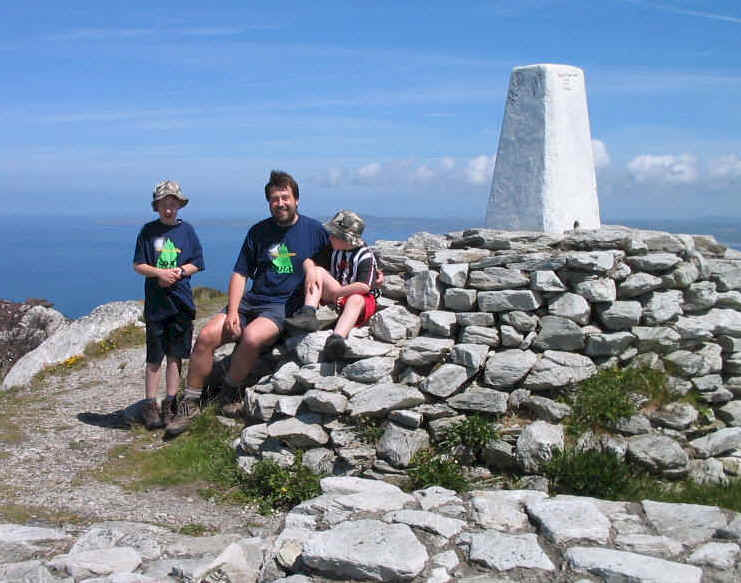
[230,224,741,489]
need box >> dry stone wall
[229,224,741,485]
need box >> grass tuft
[408,449,468,492]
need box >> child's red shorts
[337,293,377,327]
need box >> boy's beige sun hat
[324,210,366,247]
[152,180,189,210]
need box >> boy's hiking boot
[286,306,320,331]
[142,399,164,430]
[164,397,201,438]
[213,383,243,417]
[161,397,177,427]
[323,333,347,360]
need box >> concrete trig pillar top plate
[485,64,601,233]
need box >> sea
[2,214,740,320]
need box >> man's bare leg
[227,316,280,383]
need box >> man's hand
[157,268,181,288]
[224,311,242,340]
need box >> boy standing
[287,210,378,359]
[133,180,204,430]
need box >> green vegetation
[96,407,322,514]
[84,323,146,357]
[241,452,322,514]
[350,415,385,445]
[193,286,228,316]
[544,447,741,512]
[567,366,668,434]
[439,414,498,454]
[408,449,469,492]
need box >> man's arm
[225,272,247,338]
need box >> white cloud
[317,167,343,187]
[440,157,455,171]
[414,165,436,181]
[464,155,496,185]
[353,162,382,184]
[627,154,698,184]
[709,154,741,180]
[592,139,610,169]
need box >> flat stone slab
[526,497,610,545]
[302,519,428,582]
[642,500,727,545]
[567,546,702,583]
[0,524,71,544]
[384,509,466,539]
[348,384,426,418]
[470,490,547,531]
[690,427,741,458]
[463,530,555,571]
[48,547,142,579]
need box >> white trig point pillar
[485,64,601,233]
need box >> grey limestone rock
[420,363,470,398]
[295,330,334,364]
[522,351,597,390]
[682,281,718,313]
[718,401,741,426]
[626,253,682,273]
[516,420,564,472]
[618,272,663,298]
[566,546,702,583]
[275,395,303,417]
[614,533,684,557]
[717,290,741,310]
[533,316,585,351]
[483,349,537,389]
[499,324,523,347]
[344,337,395,359]
[614,414,652,435]
[342,356,395,383]
[650,402,699,430]
[573,277,616,302]
[469,489,546,531]
[662,261,700,289]
[713,267,741,291]
[527,497,610,545]
[642,499,727,545]
[48,547,142,580]
[447,385,508,415]
[399,337,455,366]
[632,326,681,354]
[530,270,567,292]
[687,541,740,569]
[500,310,538,332]
[380,273,407,300]
[564,250,622,273]
[468,267,529,290]
[443,288,477,311]
[369,305,421,343]
[420,310,457,337]
[348,383,425,418]
[596,300,642,330]
[458,325,499,347]
[3,301,142,389]
[431,248,489,267]
[626,434,689,471]
[384,509,465,539]
[449,343,489,371]
[547,292,591,324]
[456,311,494,327]
[302,390,348,415]
[463,530,554,571]
[271,361,301,394]
[523,395,572,423]
[301,519,428,582]
[406,270,442,311]
[376,423,430,468]
[439,263,468,287]
[584,331,635,356]
[477,290,542,313]
[268,417,329,448]
[690,427,741,458]
[642,290,683,325]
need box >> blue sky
[1,0,740,221]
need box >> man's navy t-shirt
[233,214,328,313]
[133,219,205,322]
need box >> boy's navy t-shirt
[233,214,328,313]
[133,219,205,322]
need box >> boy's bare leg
[227,317,280,383]
[186,312,230,390]
[333,294,365,338]
[144,362,162,400]
[164,356,182,397]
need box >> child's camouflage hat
[152,180,189,210]
[324,210,366,247]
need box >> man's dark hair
[264,170,299,200]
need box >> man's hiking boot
[221,400,246,419]
[142,399,164,430]
[164,397,201,438]
[323,333,347,360]
[285,306,320,331]
[161,397,177,427]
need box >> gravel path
[0,322,280,536]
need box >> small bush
[351,416,385,445]
[84,323,146,358]
[439,414,498,454]
[568,367,668,434]
[408,448,469,492]
[544,448,649,500]
[242,452,322,514]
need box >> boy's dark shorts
[145,314,194,364]
[221,298,286,333]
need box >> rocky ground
[0,311,281,538]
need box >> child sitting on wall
[287,210,379,359]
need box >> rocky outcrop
[2,477,739,581]
[2,301,142,390]
[0,299,66,383]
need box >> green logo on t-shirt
[270,243,295,274]
[156,238,180,269]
